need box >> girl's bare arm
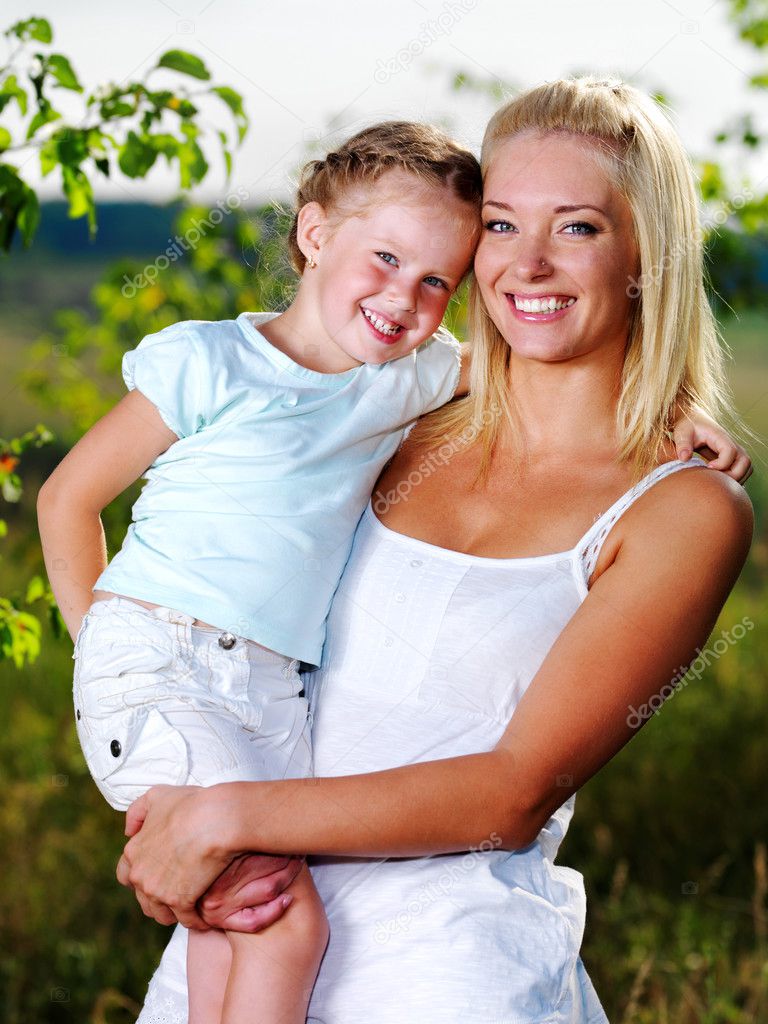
[37,390,177,640]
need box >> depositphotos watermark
[373,832,502,944]
[121,186,251,298]
[373,0,478,84]
[626,615,754,729]
[372,403,501,514]
[626,188,754,299]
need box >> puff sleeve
[122,321,211,438]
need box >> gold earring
[307,253,316,269]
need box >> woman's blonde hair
[287,121,482,273]
[414,75,738,478]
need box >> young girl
[38,120,748,1024]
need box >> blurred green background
[3,7,768,1023]
[2,208,767,1024]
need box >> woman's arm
[119,467,752,928]
[37,390,177,640]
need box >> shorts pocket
[79,707,189,812]
[75,636,175,721]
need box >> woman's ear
[296,201,329,267]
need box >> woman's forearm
[224,749,537,860]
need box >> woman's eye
[562,221,597,236]
[377,251,398,265]
[484,219,516,233]
[423,275,448,290]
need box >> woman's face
[474,131,639,365]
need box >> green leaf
[39,138,57,176]
[26,103,61,140]
[698,161,728,202]
[17,189,40,246]
[178,136,208,189]
[742,17,768,47]
[118,130,158,178]
[211,86,248,142]
[0,74,29,116]
[157,50,211,81]
[2,476,22,502]
[61,165,95,233]
[217,130,232,177]
[0,126,11,152]
[6,17,52,43]
[48,54,82,92]
[0,520,7,538]
[55,127,89,167]
[100,97,135,119]
[25,575,45,604]
[0,164,39,250]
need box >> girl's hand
[118,783,247,928]
[198,853,304,931]
[672,407,752,483]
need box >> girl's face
[473,131,639,365]
[307,172,479,368]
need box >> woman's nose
[515,243,553,282]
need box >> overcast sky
[4,0,766,206]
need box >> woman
[120,77,753,1022]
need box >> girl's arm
[37,390,177,641]
[118,466,752,929]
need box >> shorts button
[218,632,237,650]
[110,739,122,757]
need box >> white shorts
[73,596,313,811]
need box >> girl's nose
[387,277,419,314]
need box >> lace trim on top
[576,457,706,586]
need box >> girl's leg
[187,928,231,1024]
[222,862,329,1024]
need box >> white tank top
[306,457,705,1024]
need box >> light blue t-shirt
[95,311,461,664]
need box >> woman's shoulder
[623,459,753,559]
[586,458,752,589]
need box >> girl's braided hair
[288,121,482,273]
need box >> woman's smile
[507,293,577,321]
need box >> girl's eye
[423,275,448,290]
[562,221,597,236]
[377,251,398,265]
[484,219,516,233]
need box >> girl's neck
[258,289,361,374]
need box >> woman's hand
[117,783,249,928]
[198,853,304,931]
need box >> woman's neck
[503,345,624,461]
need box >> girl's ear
[296,201,330,266]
